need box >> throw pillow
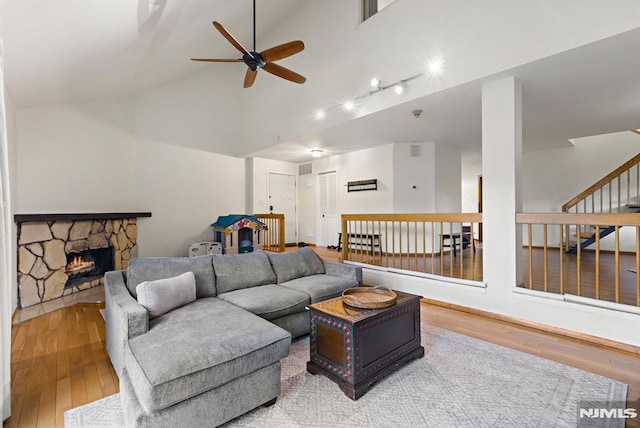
[136,271,196,319]
[266,247,326,284]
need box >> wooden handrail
[562,153,640,212]
[517,212,640,226]
[342,213,483,222]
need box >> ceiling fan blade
[262,63,306,84]
[244,69,258,88]
[212,21,252,57]
[260,40,305,63]
[191,58,243,63]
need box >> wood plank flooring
[4,303,118,428]
[4,245,639,427]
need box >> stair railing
[562,153,640,214]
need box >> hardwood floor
[4,303,118,428]
[4,246,639,427]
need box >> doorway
[268,173,297,245]
[318,171,339,247]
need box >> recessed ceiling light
[313,109,326,120]
[311,149,324,158]
[394,82,405,95]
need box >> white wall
[16,98,138,212]
[523,131,640,213]
[134,140,245,257]
[4,84,17,313]
[240,0,640,156]
[434,143,462,212]
[393,143,435,213]
[133,67,242,156]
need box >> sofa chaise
[104,247,362,427]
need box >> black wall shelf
[347,179,378,192]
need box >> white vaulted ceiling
[1,0,639,161]
[1,0,303,108]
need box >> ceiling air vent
[299,163,312,176]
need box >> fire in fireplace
[65,247,114,288]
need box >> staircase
[565,205,640,254]
[562,151,640,254]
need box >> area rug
[65,325,627,428]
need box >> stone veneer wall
[17,218,138,308]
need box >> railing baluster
[615,226,620,303]
[385,220,389,268]
[422,221,426,273]
[439,221,444,275]
[595,225,600,300]
[559,224,564,295]
[543,224,548,292]
[528,224,533,289]
[627,169,630,206]
[431,222,435,275]
[637,226,640,307]
[577,223,582,297]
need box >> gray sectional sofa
[104,247,362,428]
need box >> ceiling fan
[191,0,306,88]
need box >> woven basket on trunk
[342,286,397,309]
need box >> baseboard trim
[422,298,640,356]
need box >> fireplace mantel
[14,212,152,223]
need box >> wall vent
[299,163,312,175]
[410,145,421,157]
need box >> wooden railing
[562,153,640,213]
[517,213,640,307]
[341,213,483,282]
[254,213,285,252]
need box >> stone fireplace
[15,212,151,308]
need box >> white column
[481,76,523,311]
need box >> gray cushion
[266,247,326,284]
[127,255,215,299]
[280,274,359,303]
[125,298,291,412]
[217,284,310,320]
[136,272,196,319]
[212,251,276,294]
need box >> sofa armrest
[322,261,363,285]
[104,270,149,377]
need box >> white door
[318,171,339,247]
[268,173,297,245]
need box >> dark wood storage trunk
[306,290,424,400]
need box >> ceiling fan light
[370,77,381,88]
